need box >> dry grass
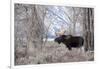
[15,41,94,65]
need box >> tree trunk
[83,8,94,51]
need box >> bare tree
[14,4,46,65]
[83,8,94,51]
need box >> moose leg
[67,45,72,50]
[66,45,74,58]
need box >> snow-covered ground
[43,38,54,41]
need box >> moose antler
[55,25,66,36]
[55,30,66,36]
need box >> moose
[54,25,84,50]
[54,35,84,50]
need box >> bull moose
[54,35,84,50]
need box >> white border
[13,0,95,8]
[11,0,95,69]
[11,0,14,68]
